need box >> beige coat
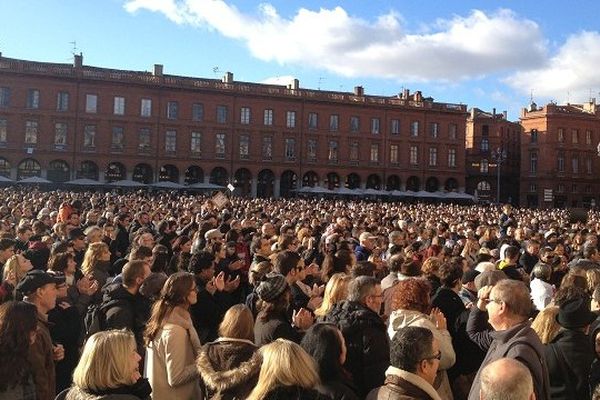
[145,306,203,400]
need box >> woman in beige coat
[144,272,202,400]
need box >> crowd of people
[0,186,599,400]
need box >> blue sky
[2,0,600,120]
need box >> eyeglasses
[423,350,442,361]
[483,298,503,305]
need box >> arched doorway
[77,161,99,180]
[0,158,10,178]
[386,175,401,191]
[257,169,275,198]
[159,164,179,182]
[184,166,203,185]
[48,160,70,183]
[210,167,228,187]
[425,177,439,192]
[445,178,459,192]
[325,172,340,190]
[302,171,319,187]
[105,162,126,183]
[133,163,153,184]
[366,174,382,190]
[280,170,298,198]
[17,158,41,180]
[345,173,361,189]
[406,176,420,191]
[234,168,252,197]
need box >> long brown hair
[0,301,38,391]
[144,272,195,345]
[81,242,109,276]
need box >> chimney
[402,88,409,99]
[414,91,422,102]
[471,108,476,119]
[291,79,299,90]
[153,64,163,76]
[223,72,233,83]
[503,111,508,119]
[73,53,83,68]
[492,108,496,117]
[354,86,364,96]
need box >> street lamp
[492,148,507,204]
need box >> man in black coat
[324,276,389,398]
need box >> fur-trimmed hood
[197,338,261,398]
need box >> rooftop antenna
[69,41,78,56]
[529,89,534,104]
[212,66,220,79]
[318,76,325,90]
[567,90,570,104]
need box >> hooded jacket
[196,338,261,400]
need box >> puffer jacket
[388,309,455,400]
[323,301,390,398]
[196,338,261,400]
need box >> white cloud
[506,31,600,103]
[260,75,297,86]
[123,1,547,82]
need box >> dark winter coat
[196,338,261,400]
[190,277,232,343]
[28,311,55,400]
[254,310,301,346]
[323,300,390,398]
[354,246,372,262]
[48,302,83,393]
[262,385,332,400]
[61,377,152,400]
[316,377,360,400]
[545,329,594,400]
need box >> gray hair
[480,358,533,400]
[347,276,379,304]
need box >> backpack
[83,303,106,338]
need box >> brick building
[520,100,600,208]
[0,54,468,198]
[466,108,522,204]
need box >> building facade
[466,108,522,204]
[520,101,600,208]
[0,54,468,197]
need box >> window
[410,146,418,165]
[558,128,564,143]
[141,98,152,117]
[480,159,489,173]
[239,134,250,159]
[286,111,296,128]
[530,152,538,174]
[448,148,456,167]
[557,153,565,172]
[572,129,579,144]
[480,138,489,151]
[113,96,125,115]
[329,114,339,132]
[285,138,296,160]
[112,127,124,149]
[84,125,96,148]
[217,106,228,124]
[370,144,379,163]
[240,107,250,124]
[586,130,592,145]
[371,118,380,134]
[429,148,437,166]
[478,181,491,191]
[54,123,67,145]
[191,132,202,154]
[587,157,592,174]
[26,89,40,109]
[410,121,419,137]
[85,94,97,113]
[0,119,6,142]
[165,130,177,152]
[557,184,565,193]
[262,136,273,160]
[167,101,178,120]
[572,156,579,173]
[349,141,359,162]
[0,87,10,107]
[264,109,273,126]
[328,140,338,162]
[430,123,439,138]
[449,124,457,140]
[192,103,204,121]
[350,116,360,133]
[390,145,399,164]
[25,121,38,144]
[215,133,226,157]
[307,139,317,161]
[57,92,69,111]
[139,128,151,151]
[391,119,400,135]
[308,113,318,129]
[530,129,538,143]
[529,184,537,192]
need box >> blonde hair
[586,269,600,295]
[247,339,320,400]
[84,226,103,243]
[531,306,560,344]
[2,254,29,284]
[219,304,254,341]
[81,242,109,276]
[72,330,137,391]
[314,273,351,317]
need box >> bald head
[480,358,534,400]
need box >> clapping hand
[224,275,241,292]
[292,308,314,330]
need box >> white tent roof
[18,176,51,184]
[151,181,185,189]
[65,178,103,186]
[187,182,225,189]
[0,175,13,183]
[108,179,147,187]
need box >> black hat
[16,270,66,295]
[256,273,288,302]
[461,269,480,284]
[556,296,596,329]
[68,228,85,241]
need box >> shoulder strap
[549,343,577,395]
